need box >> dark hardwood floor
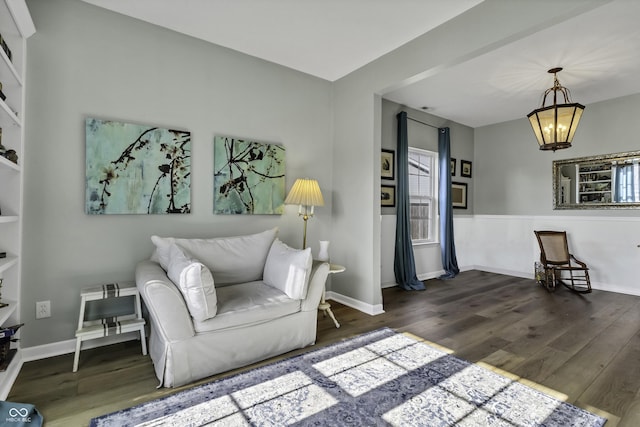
[8,270,640,426]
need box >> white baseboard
[21,332,142,363]
[382,269,446,289]
[417,270,446,281]
[325,291,385,315]
[592,281,640,296]
[464,264,531,280]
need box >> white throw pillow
[263,239,313,300]
[150,235,175,270]
[166,243,217,321]
[151,228,278,285]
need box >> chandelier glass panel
[527,67,585,151]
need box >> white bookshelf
[0,0,34,399]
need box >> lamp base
[302,216,309,249]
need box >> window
[613,161,640,202]
[408,147,438,243]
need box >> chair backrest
[534,230,571,265]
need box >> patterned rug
[91,328,606,426]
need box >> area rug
[91,328,606,426]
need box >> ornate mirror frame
[553,150,640,210]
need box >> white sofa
[135,228,330,387]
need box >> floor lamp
[284,178,324,249]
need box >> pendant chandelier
[527,67,585,151]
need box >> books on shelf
[0,323,23,371]
[0,323,22,340]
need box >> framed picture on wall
[461,160,472,178]
[451,158,456,176]
[381,149,395,180]
[451,182,468,209]
[381,185,396,207]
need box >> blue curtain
[393,112,425,290]
[438,127,459,279]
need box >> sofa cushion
[263,239,313,299]
[165,243,217,321]
[192,280,301,333]
[151,228,278,285]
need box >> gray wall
[380,100,474,286]
[22,0,332,347]
[474,92,640,216]
[330,0,598,308]
[20,0,619,347]
[380,99,474,215]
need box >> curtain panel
[438,127,459,279]
[393,112,425,290]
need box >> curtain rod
[406,115,439,130]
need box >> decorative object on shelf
[0,323,24,372]
[0,278,7,308]
[317,240,330,262]
[451,181,468,209]
[0,32,11,61]
[85,117,191,215]
[461,159,472,178]
[284,178,324,249]
[0,323,22,339]
[0,127,5,156]
[3,149,17,164]
[451,158,456,176]
[213,135,285,215]
[381,184,395,207]
[381,149,394,180]
[527,67,585,151]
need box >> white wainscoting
[455,215,640,296]
[382,214,640,296]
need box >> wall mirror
[553,150,640,209]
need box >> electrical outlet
[36,300,51,319]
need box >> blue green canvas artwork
[213,136,285,214]
[85,118,191,214]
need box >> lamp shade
[284,178,324,207]
[527,67,585,151]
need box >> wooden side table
[319,263,345,328]
[73,281,147,372]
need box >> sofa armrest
[301,261,330,312]
[136,260,195,341]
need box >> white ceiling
[82,0,640,128]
